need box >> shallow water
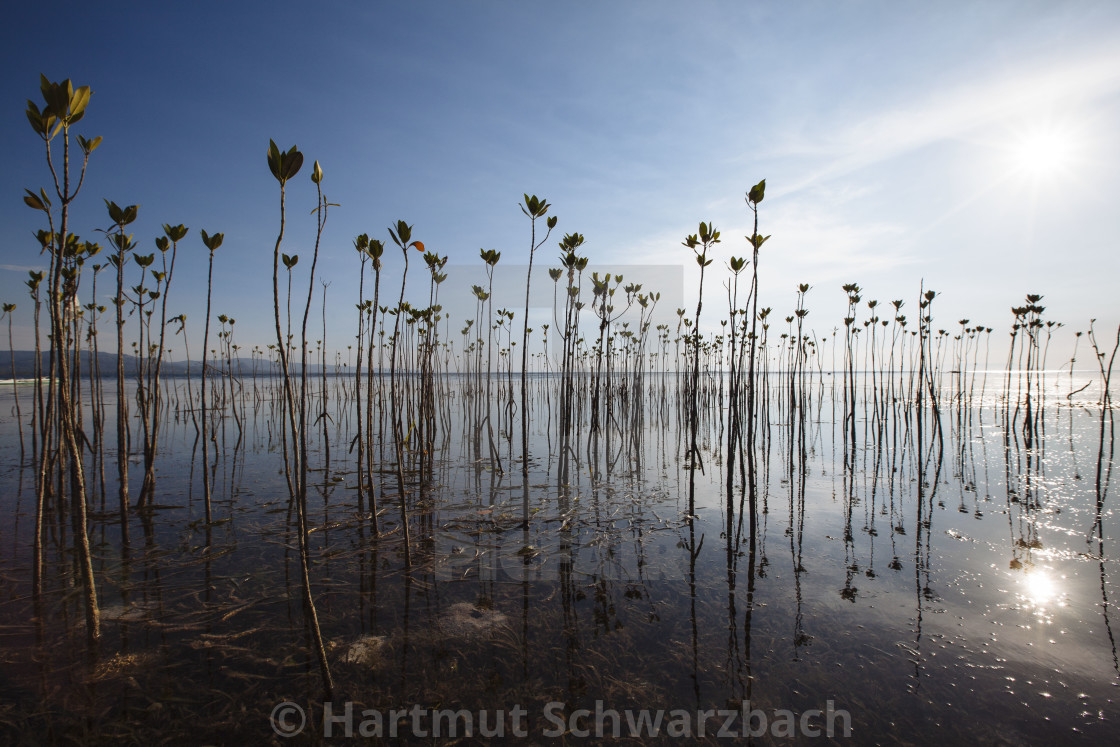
[0,371,1116,744]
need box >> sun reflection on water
[1024,569,1056,604]
[1017,568,1068,616]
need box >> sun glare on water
[1025,569,1055,603]
[1018,567,1067,611]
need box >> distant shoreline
[0,368,1109,383]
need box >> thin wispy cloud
[773,43,1120,198]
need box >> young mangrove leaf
[200,229,224,252]
[748,178,766,205]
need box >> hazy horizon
[3,1,1118,368]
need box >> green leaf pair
[747,179,766,205]
[267,140,304,184]
[163,224,189,242]
[106,200,139,227]
[23,188,51,212]
[201,229,224,252]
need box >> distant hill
[0,351,324,379]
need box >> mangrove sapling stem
[299,164,333,522]
[107,208,138,543]
[388,220,424,568]
[556,237,586,485]
[3,304,24,458]
[682,220,720,514]
[725,260,745,497]
[86,268,108,503]
[1084,321,1120,513]
[26,271,44,471]
[26,75,101,643]
[140,225,186,503]
[1069,332,1082,400]
[744,180,768,531]
[26,270,45,598]
[481,248,503,472]
[520,195,556,521]
[199,230,224,524]
[366,243,384,533]
[320,279,330,468]
[267,142,334,698]
[175,315,198,434]
[354,241,368,511]
[219,317,243,441]
[133,251,153,507]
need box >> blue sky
[3,1,1119,366]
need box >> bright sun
[1010,128,1074,176]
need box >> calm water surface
[0,372,1115,744]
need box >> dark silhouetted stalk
[743,179,767,530]
[365,240,383,533]
[556,235,586,485]
[387,219,424,568]
[106,202,138,543]
[139,224,186,502]
[519,195,555,520]
[480,248,502,472]
[682,220,719,514]
[24,270,44,597]
[199,229,224,524]
[24,75,101,642]
[353,236,369,513]
[2,303,23,458]
[267,141,333,698]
